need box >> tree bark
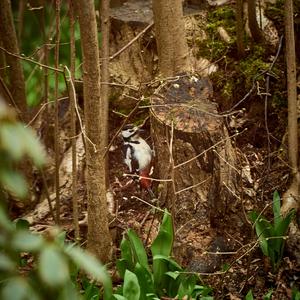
[75,0,112,262]
[100,0,110,184]
[236,0,245,58]
[0,0,27,118]
[152,0,189,77]
[282,0,299,214]
[247,0,265,43]
[151,76,238,228]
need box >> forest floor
[21,1,300,298]
[25,107,299,299]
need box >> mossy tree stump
[150,75,238,227]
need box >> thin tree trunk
[282,0,299,213]
[69,0,79,240]
[100,0,110,183]
[236,0,245,58]
[0,0,27,118]
[247,0,265,43]
[17,0,27,47]
[152,0,189,77]
[74,0,112,262]
[54,0,61,224]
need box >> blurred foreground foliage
[0,99,112,300]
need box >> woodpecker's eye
[129,129,134,132]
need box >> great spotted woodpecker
[121,124,155,197]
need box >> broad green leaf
[120,236,134,271]
[191,285,213,298]
[165,271,181,280]
[15,219,30,231]
[134,263,154,299]
[113,295,127,300]
[123,270,140,300]
[0,206,14,231]
[274,209,295,237]
[249,211,271,256]
[0,124,24,161]
[245,289,254,300]
[0,170,28,199]
[58,281,81,300]
[177,274,197,298]
[65,245,112,299]
[39,245,69,287]
[153,255,182,271]
[55,230,67,246]
[151,210,173,257]
[127,229,149,271]
[152,255,181,296]
[1,277,40,300]
[292,288,300,300]
[116,258,128,279]
[0,252,15,271]
[12,230,44,252]
[82,278,100,300]
[17,124,45,167]
[273,191,282,227]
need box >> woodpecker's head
[121,124,140,140]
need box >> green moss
[197,6,236,61]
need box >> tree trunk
[100,0,110,184]
[75,0,112,262]
[236,0,245,58]
[151,76,238,228]
[0,0,27,118]
[152,0,189,77]
[282,0,299,214]
[247,0,265,43]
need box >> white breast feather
[133,138,152,171]
[124,146,133,172]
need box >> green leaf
[153,255,182,271]
[273,191,282,227]
[55,231,67,246]
[145,294,160,300]
[152,255,182,296]
[177,274,197,299]
[0,206,14,231]
[0,170,28,199]
[17,124,45,167]
[134,263,154,299]
[0,252,16,272]
[65,245,112,299]
[0,124,24,161]
[123,270,140,300]
[274,209,295,237]
[245,289,254,300]
[39,245,69,287]
[127,229,150,271]
[113,295,127,300]
[1,277,40,300]
[12,230,44,252]
[116,258,129,279]
[249,211,272,256]
[292,288,300,300]
[15,219,30,231]
[120,236,134,271]
[165,271,181,280]
[191,285,213,298]
[58,281,81,300]
[151,210,173,257]
[263,289,273,300]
